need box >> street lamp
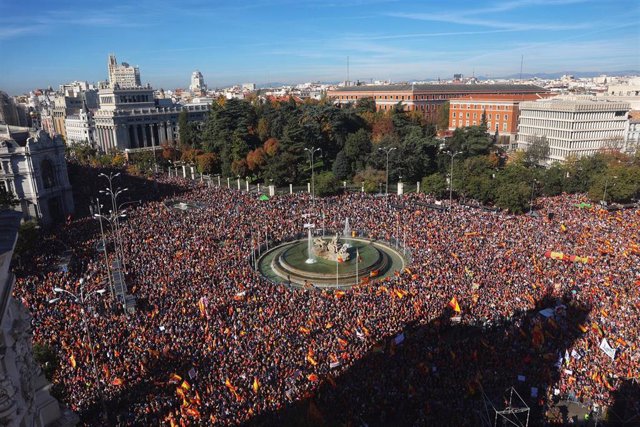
[49,278,107,421]
[304,147,321,204]
[529,179,539,215]
[443,151,463,211]
[90,199,114,298]
[378,147,397,196]
[99,173,128,271]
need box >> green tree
[436,101,450,130]
[353,167,385,193]
[178,110,190,147]
[494,181,531,213]
[540,164,566,196]
[332,150,351,180]
[315,171,341,196]
[14,221,39,259]
[33,342,58,381]
[588,166,640,204]
[421,174,448,198]
[355,97,376,114]
[344,129,372,172]
[523,136,550,166]
[0,186,19,209]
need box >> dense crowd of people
[13,174,640,425]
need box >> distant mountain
[483,70,640,80]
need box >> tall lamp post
[378,147,397,197]
[99,173,128,271]
[90,200,114,298]
[529,179,538,215]
[49,278,108,422]
[304,147,321,205]
[443,151,463,211]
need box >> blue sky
[0,0,638,94]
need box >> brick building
[327,84,548,122]
[448,94,552,146]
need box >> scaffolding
[480,386,530,427]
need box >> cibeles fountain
[257,218,406,289]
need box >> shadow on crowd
[246,293,592,427]
[66,163,187,219]
[607,379,640,426]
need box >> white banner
[599,338,616,360]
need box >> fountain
[256,220,406,289]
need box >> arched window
[41,159,56,189]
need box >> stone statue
[313,234,350,262]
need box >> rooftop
[329,83,547,93]
[449,93,554,102]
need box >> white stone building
[517,98,630,163]
[0,126,74,225]
[0,210,78,426]
[93,87,210,152]
[625,111,640,155]
[189,71,206,93]
[107,54,141,89]
[64,102,95,146]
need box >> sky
[0,0,638,94]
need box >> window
[41,159,56,189]
[488,114,492,119]
[503,123,507,131]
[496,114,500,120]
[466,112,470,118]
[453,112,456,118]
[487,122,492,129]
[466,120,470,126]
[473,121,477,125]
[473,113,477,119]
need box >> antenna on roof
[347,56,350,86]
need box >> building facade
[93,87,210,152]
[0,91,20,126]
[327,84,548,121]
[108,54,141,89]
[0,126,74,225]
[190,71,206,93]
[624,110,640,155]
[517,98,630,163]
[64,102,95,146]
[448,94,551,145]
[0,210,78,426]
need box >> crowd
[13,174,640,425]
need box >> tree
[480,109,488,131]
[332,150,351,180]
[494,181,531,213]
[344,129,372,173]
[178,110,190,147]
[353,167,385,193]
[195,153,218,174]
[14,221,39,259]
[355,97,376,114]
[437,101,450,130]
[33,342,58,381]
[523,136,550,166]
[315,171,341,196]
[421,174,448,198]
[588,165,640,204]
[0,186,19,210]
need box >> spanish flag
[307,374,319,382]
[69,354,77,369]
[169,373,182,383]
[252,377,259,394]
[198,297,207,318]
[181,380,191,391]
[299,326,311,335]
[112,377,124,386]
[334,290,346,299]
[448,297,461,313]
[306,354,318,366]
[560,224,567,233]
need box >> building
[93,87,210,152]
[0,125,74,225]
[0,210,78,426]
[327,84,548,122]
[108,54,141,89]
[517,98,630,163]
[448,94,552,146]
[190,71,206,94]
[64,101,95,146]
[51,95,83,140]
[624,110,640,155]
[0,91,20,126]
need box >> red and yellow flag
[112,377,124,386]
[448,297,461,313]
[252,377,259,394]
[69,354,77,369]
